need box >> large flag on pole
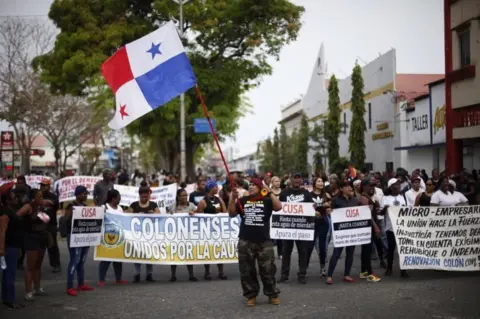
[101,21,197,130]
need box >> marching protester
[379,178,408,277]
[270,176,283,259]
[188,177,206,205]
[128,186,160,283]
[93,170,114,206]
[405,176,422,206]
[358,180,381,282]
[414,178,436,206]
[325,181,358,285]
[430,177,468,207]
[279,172,313,284]
[98,189,128,286]
[306,177,331,277]
[39,179,61,273]
[64,186,95,296]
[13,175,31,270]
[228,177,282,306]
[170,188,198,282]
[0,184,24,310]
[196,180,228,280]
[448,180,469,205]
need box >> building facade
[395,79,447,173]
[445,0,480,173]
[279,97,303,136]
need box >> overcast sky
[0,0,445,158]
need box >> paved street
[2,239,480,319]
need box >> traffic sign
[194,118,216,134]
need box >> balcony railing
[453,104,480,128]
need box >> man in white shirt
[405,177,422,206]
[379,178,408,278]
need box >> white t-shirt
[405,189,421,207]
[381,194,406,231]
[430,190,464,207]
[373,187,384,204]
[105,203,124,213]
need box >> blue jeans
[327,246,355,277]
[134,263,153,275]
[99,261,123,281]
[377,218,388,251]
[1,246,19,303]
[67,238,89,289]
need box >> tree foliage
[296,114,309,176]
[325,74,341,169]
[34,0,304,177]
[310,122,326,175]
[0,18,55,173]
[349,63,367,168]
[279,123,289,174]
[329,156,351,178]
[272,127,280,174]
[258,138,274,173]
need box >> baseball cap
[387,178,399,188]
[74,185,89,196]
[291,171,302,177]
[361,179,373,187]
[250,178,263,189]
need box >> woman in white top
[379,178,408,278]
[430,177,469,207]
[169,188,198,282]
[98,189,128,287]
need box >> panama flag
[101,21,197,130]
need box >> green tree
[289,128,299,171]
[258,138,274,173]
[310,122,326,174]
[325,74,341,169]
[34,0,304,178]
[296,114,309,176]
[349,63,367,168]
[272,127,280,174]
[330,157,351,178]
[279,123,289,174]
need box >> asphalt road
[2,239,480,319]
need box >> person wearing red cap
[228,177,282,306]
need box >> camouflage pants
[237,239,279,298]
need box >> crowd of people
[0,166,479,309]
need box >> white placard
[69,206,105,248]
[330,206,372,248]
[270,202,316,241]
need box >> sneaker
[77,284,94,291]
[359,272,369,279]
[326,277,333,285]
[367,274,382,282]
[385,269,392,276]
[66,288,78,297]
[343,276,355,283]
[189,276,198,282]
[4,302,24,310]
[380,260,387,269]
[133,274,140,283]
[400,270,409,278]
[33,288,47,296]
[298,277,307,284]
[269,297,280,306]
[116,280,128,284]
[204,273,212,281]
[146,274,156,282]
[320,268,327,277]
[97,281,105,287]
[169,276,177,282]
[218,274,228,280]
[24,292,34,301]
[247,297,256,307]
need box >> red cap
[250,178,263,189]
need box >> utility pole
[173,0,189,183]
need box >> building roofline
[427,78,445,87]
[279,110,304,124]
[280,97,302,112]
[413,93,430,102]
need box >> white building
[295,44,443,172]
[395,79,446,173]
[227,151,259,175]
[279,97,303,136]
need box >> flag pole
[194,85,243,211]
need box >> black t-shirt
[189,190,207,205]
[236,195,273,242]
[130,201,158,213]
[279,187,313,203]
[66,201,86,235]
[43,191,59,227]
[0,207,23,247]
[202,196,221,214]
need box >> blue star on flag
[147,42,162,59]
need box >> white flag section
[388,206,480,271]
[113,183,177,213]
[69,206,105,248]
[270,202,315,241]
[330,206,372,248]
